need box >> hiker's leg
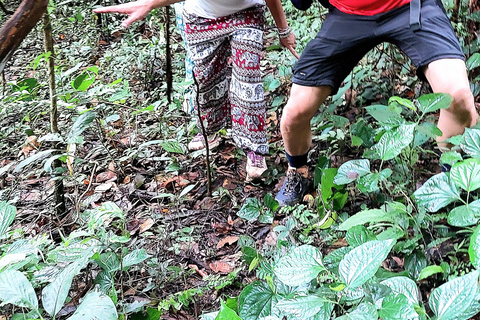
[424,59,478,148]
[230,7,268,155]
[386,0,476,147]
[281,85,331,156]
[184,13,231,134]
[276,6,376,205]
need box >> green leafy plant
[0,201,150,320]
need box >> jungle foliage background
[1,0,480,319]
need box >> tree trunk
[43,12,66,217]
[0,0,49,72]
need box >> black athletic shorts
[292,0,465,94]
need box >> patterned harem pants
[184,6,268,155]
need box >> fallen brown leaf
[94,181,114,193]
[139,218,154,233]
[209,260,235,274]
[188,264,208,278]
[216,236,239,249]
[95,162,116,183]
[331,238,348,248]
[124,288,135,296]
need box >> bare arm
[265,0,297,57]
[93,0,182,27]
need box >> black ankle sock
[286,152,308,168]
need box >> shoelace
[248,151,264,168]
[282,169,303,196]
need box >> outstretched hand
[93,0,155,28]
[280,33,299,59]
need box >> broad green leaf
[307,301,334,320]
[72,72,95,91]
[414,122,442,147]
[469,224,480,269]
[92,252,120,273]
[268,78,281,91]
[448,201,480,227]
[404,251,427,280]
[0,270,38,310]
[413,173,460,212]
[417,93,453,114]
[42,251,92,316]
[264,193,279,212]
[339,239,394,289]
[68,291,117,320]
[357,173,380,194]
[389,96,415,111]
[351,118,376,148]
[334,159,370,185]
[357,169,391,194]
[0,253,27,270]
[418,265,444,280]
[199,312,218,320]
[274,245,324,286]
[14,149,55,173]
[343,286,366,303]
[352,135,363,147]
[346,226,376,247]
[225,296,238,313]
[324,247,352,273]
[238,281,279,320]
[376,227,405,241]
[461,128,480,159]
[10,310,41,320]
[440,151,463,167]
[122,249,150,270]
[416,122,442,139]
[372,124,415,161]
[0,201,16,238]
[338,209,391,231]
[365,104,403,126]
[378,294,418,320]
[216,300,241,320]
[67,111,96,144]
[321,168,338,203]
[450,159,480,192]
[429,270,480,320]
[467,53,480,71]
[381,276,419,305]
[276,295,327,318]
[457,292,480,320]
[336,302,378,320]
[162,140,185,154]
[238,198,262,222]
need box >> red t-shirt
[329,0,412,15]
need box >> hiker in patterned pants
[94,0,295,182]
